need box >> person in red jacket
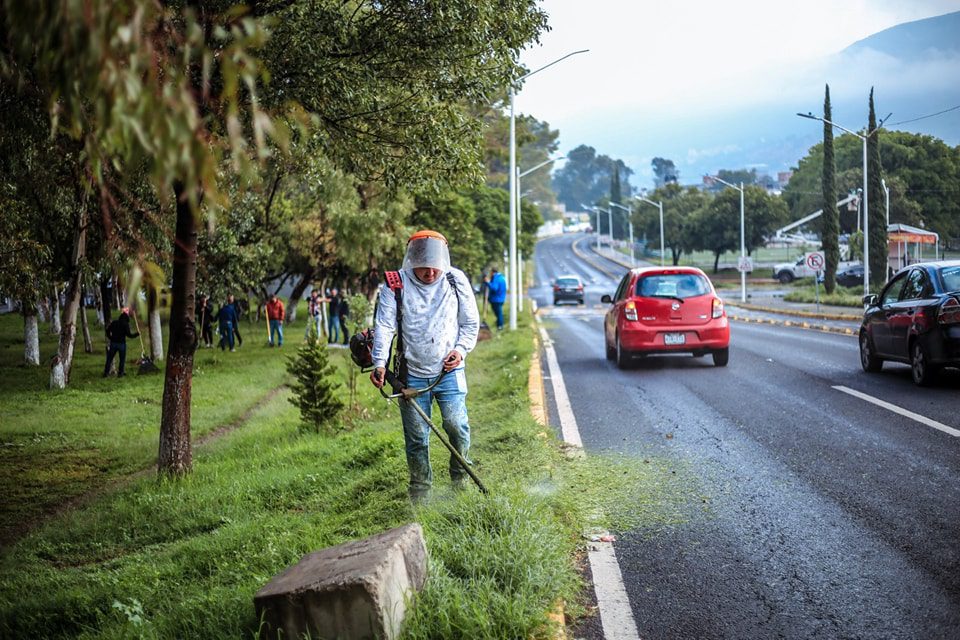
[266,294,285,347]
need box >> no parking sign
[806,252,825,271]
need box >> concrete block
[254,523,428,640]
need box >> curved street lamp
[634,195,664,266]
[706,175,747,303]
[508,50,589,330]
[797,111,888,294]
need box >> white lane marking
[537,323,641,640]
[538,325,582,447]
[589,541,643,640]
[833,385,960,437]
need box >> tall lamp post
[797,112,887,294]
[582,203,602,251]
[509,49,588,330]
[706,175,747,303]
[608,201,636,265]
[517,156,565,312]
[635,195,664,266]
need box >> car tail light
[577,284,584,292]
[624,300,638,321]
[712,297,725,319]
[939,297,960,325]
[553,285,560,292]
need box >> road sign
[737,256,754,273]
[806,252,825,271]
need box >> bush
[285,334,345,433]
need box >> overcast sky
[518,0,960,181]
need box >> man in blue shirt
[486,267,507,330]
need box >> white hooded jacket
[371,268,480,378]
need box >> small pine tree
[286,332,345,434]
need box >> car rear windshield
[636,274,711,299]
[940,266,960,292]
[556,277,580,287]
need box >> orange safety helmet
[408,229,448,245]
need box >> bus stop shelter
[887,223,939,273]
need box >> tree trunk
[49,286,61,334]
[80,292,93,354]
[158,183,198,476]
[99,274,112,326]
[285,269,315,325]
[23,307,40,366]
[49,207,88,389]
[148,286,164,361]
[713,252,721,274]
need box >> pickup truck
[771,253,859,284]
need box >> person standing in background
[338,293,350,345]
[228,293,244,347]
[326,287,341,344]
[306,289,321,340]
[266,293,285,347]
[486,267,507,330]
[217,298,238,351]
[196,294,214,348]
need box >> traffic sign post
[737,256,753,273]
[805,253,825,313]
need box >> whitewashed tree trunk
[49,207,87,390]
[80,295,93,354]
[23,309,40,366]
[49,288,61,334]
[147,290,163,362]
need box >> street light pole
[882,178,890,227]
[582,203,601,251]
[635,195,664,266]
[508,50,588,331]
[706,175,747,303]
[797,112,888,295]
[517,156,565,313]
[608,201,635,265]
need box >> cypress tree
[867,88,888,288]
[821,85,840,293]
[610,165,623,236]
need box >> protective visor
[402,234,450,272]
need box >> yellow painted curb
[529,329,548,427]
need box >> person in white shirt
[370,230,479,501]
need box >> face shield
[401,231,451,272]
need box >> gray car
[553,275,585,305]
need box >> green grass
[0,304,703,639]
[0,307,296,545]
[782,285,864,307]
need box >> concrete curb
[730,300,861,321]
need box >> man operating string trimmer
[370,230,480,502]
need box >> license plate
[664,332,686,345]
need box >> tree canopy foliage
[553,144,634,212]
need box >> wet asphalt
[534,234,960,640]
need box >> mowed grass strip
[0,307,702,638]
[0,309,298,545]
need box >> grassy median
[0,305,700,638]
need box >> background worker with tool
[370,230,479,501]
[102,308,139,377]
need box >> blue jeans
[269,319,283,346]
[490,301,504,329]
[327,313,340,343]
[399,368,471,499]
[305,314,321,339]
[219,321,234,350]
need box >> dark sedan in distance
[836,263,864,288]
[553,275,585,305]
[859,261,960,385]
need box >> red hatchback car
[602,267,730,369]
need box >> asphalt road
[534,234,960,640]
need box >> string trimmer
[130,310,160,374]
